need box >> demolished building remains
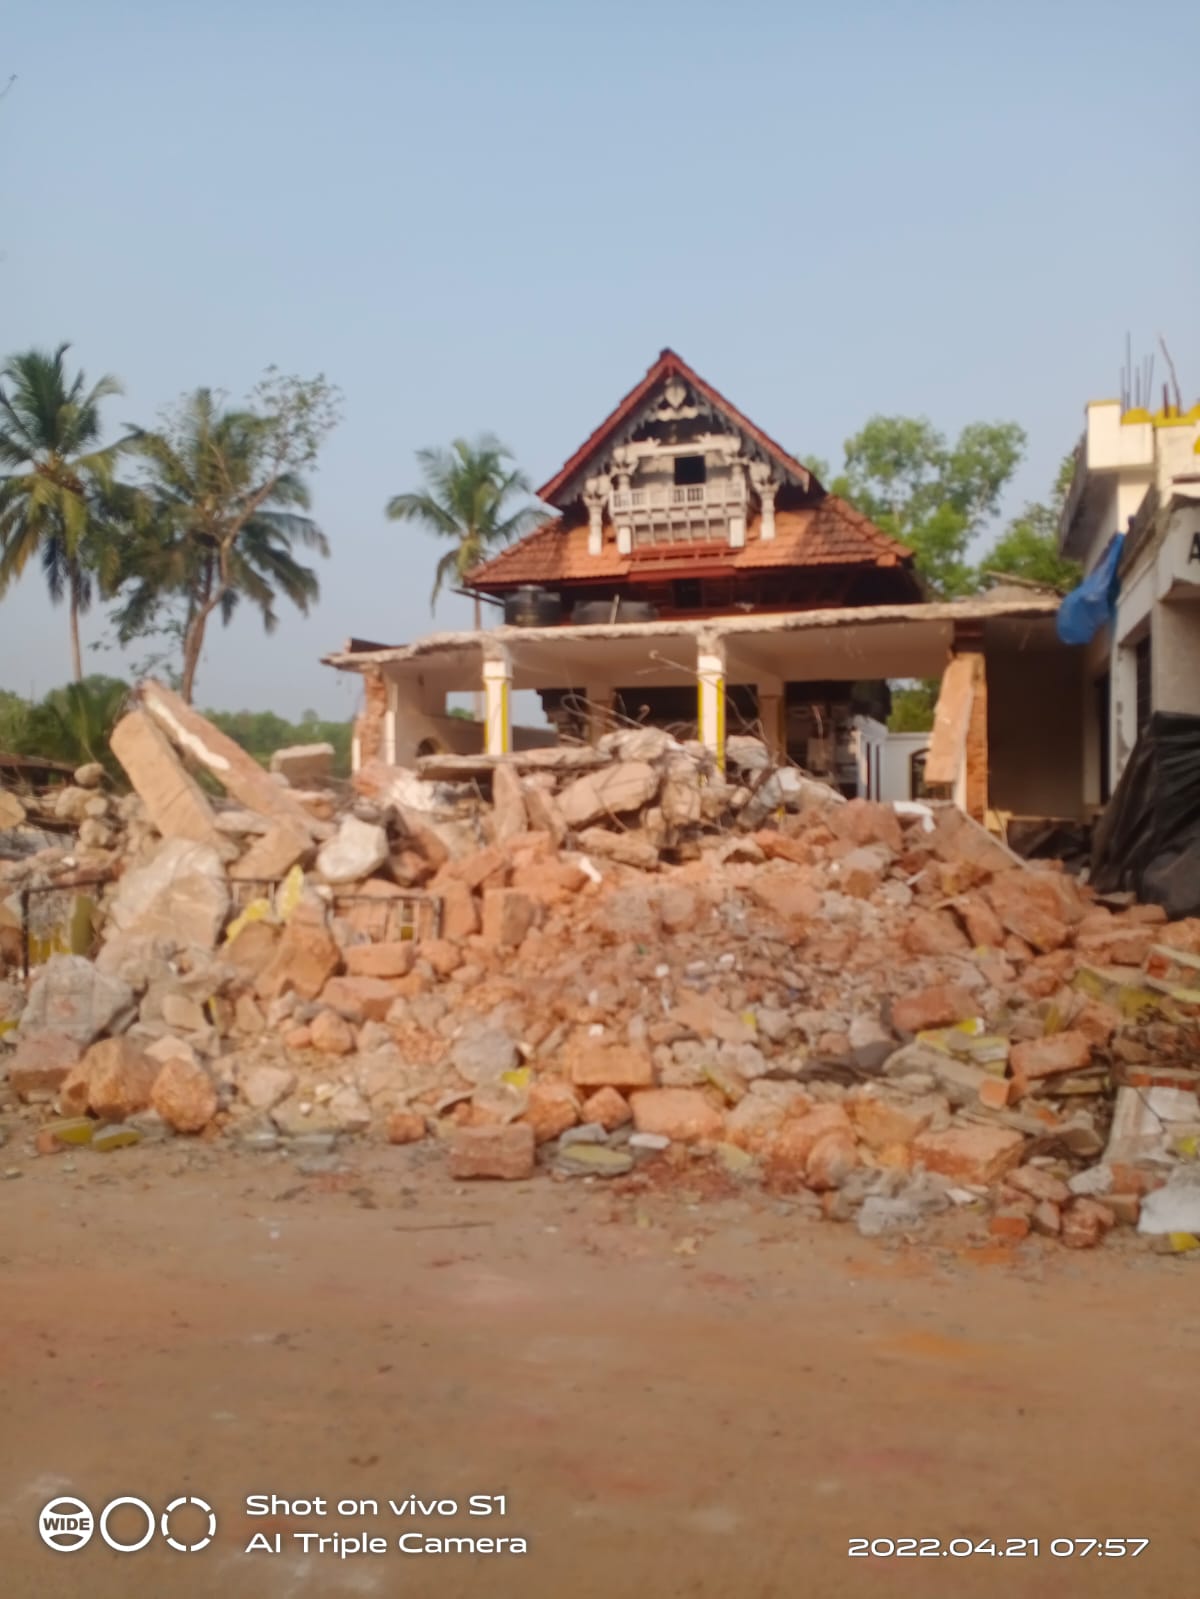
[2,679,1199,1251]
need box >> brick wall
[355,670,388,766]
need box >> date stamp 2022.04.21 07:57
[849,1538,1149,1560]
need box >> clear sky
[3,0,1198,719]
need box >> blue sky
[3,0,1198,718]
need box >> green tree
[980,453,1081,592]
[888,680,939,733]
[203,705,352,776]
[836,416,1026,596]
[114,372,340,704]
[386,435,543,618]
[798,454,851,498]
[0,344,131,681]
[3,675,130,778]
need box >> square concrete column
[586,685,615,746]
[482,656,511,756]
[757,677,785,758]
[697,638,726,765]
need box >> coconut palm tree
[386,435,543,621]
[115,386,331,703]
[0,345,129,680]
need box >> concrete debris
[0,790,27,830]
[107,838,230,951]
[110,711,223,847]
[3,687,1200,1255]
[268,743,335,786]
[138,680,315,829]
[316,816,389,884]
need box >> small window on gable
[674,454,706,486]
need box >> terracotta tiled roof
[537,348,820,506]
[467,498,913,590]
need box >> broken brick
[1061,1197,1116,1249]
[522,1081,581,1144]
[581,1086,633,1132]
[448,1122,535,1180]
[989,1208,1031,1242]
[912,1124,1025,1185]
[1009,1031,1092,1081]
[386,1110,427,1144]
[343,941,416,979]
[903,910,970,957]
[481,888,537,949]
[891,984,977,1035]
[629,1088,724,1144]
[568,1039,654,1091]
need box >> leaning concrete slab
[136,682,315,830]
[110,711,222,847]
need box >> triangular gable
[537,348,821,508]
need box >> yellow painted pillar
[697,641,726,765]
[483,657,511,755]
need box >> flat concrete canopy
[323,596,1064,694]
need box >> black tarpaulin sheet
[1090,712,1200,917]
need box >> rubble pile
[3,681,1199,1253]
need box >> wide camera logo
[39,1495,216,1554]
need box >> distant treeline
[0,677,351,782]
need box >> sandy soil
[1,1136,1197,1599]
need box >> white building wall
[1062,403,1200,798]
[853,720,930,802]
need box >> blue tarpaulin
[1056,534,1123,645]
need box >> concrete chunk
[558,761,660,829]
[106,838,230,952]
[137,680,314,828]
[110,711,221,846]
[229,820,312,882]
[269,742,335,786]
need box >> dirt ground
[1,1136,1197,1599]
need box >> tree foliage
[979,453,1081,592]
[0,345,132,681]
[887,679,939,733]
[0,675,352,781]
[839,416,1027,597]
[0,675,130,778]
[202,705,352,776]
[386,435,543,612]
[113,372,341,702]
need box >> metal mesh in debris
[20,877,110,977]
[227,878,442,943]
